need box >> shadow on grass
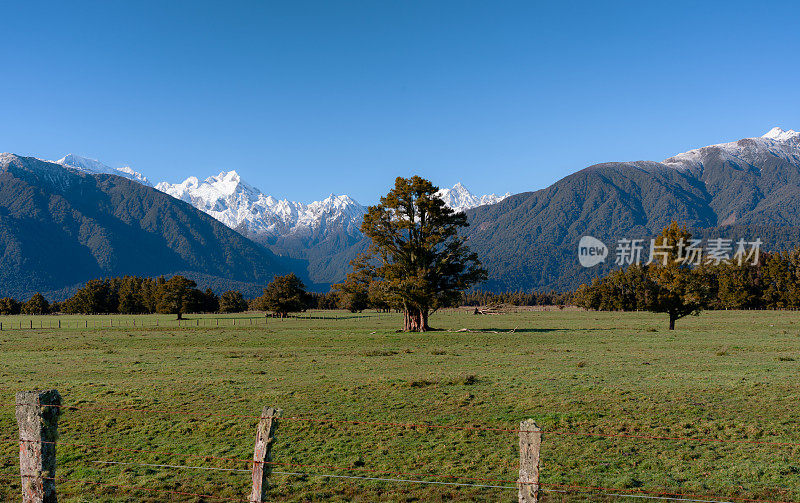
[442,327,618,333]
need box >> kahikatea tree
[22,293,50,315]
[64,279,117,314]
[255,273,309,317]
[333,254,371,312]
[356,176,487,332]
[219,290,248,313]
[156,275,198,320]
[646,222,712,330]
[203,288,220,313]
[0,297,21,315]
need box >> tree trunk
[177,311,183,320]
[403,307,429,332]
[668,312,676,330]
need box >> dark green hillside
[0,154,292,299]
[465,133,800,291]
[465,162,718,291]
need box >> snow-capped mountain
[56,154,152,186]
[762,126,800,143]
[155,174,508,240]
[155,171,366,239]
[43,153,511,253]
[662,127,800,172]
[436,182,510,212]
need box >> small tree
[219,290,248,313]
[156,275,198,320]
[645,222,711,330]
[22,293,50,315]
[0,297,21,315]
[255,273,308,318]
[203,288,220,313]
[333,259,371,312]
[356,176,486,331]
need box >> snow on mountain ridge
[56,154,152,186]
[436,182,511,212]
[155,171,368,238]
[155,175,509,239]
[763,127,800,142]
[47,153,510,238]
[662,127,800,172]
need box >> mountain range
[463,127,800,291]
[0,154,291,299]
[1,126,799,298]
[153,173,508,283]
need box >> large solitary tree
[355,176,486,332]
[645,222,712,330]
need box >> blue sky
[1,1,798,203]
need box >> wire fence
[4,395,799,503]
[0,311,401,330]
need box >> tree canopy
[645,222,712,329]
[22,293,50,315]
[219,290,248,313]
[254,273,309,317]
[156,276,199,320]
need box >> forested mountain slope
[465,128,800,291]
[0,154,292,299]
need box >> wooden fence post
[250,406,281,503]
[16,389,62,503]
[518,419,542,503]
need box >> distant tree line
[461,289,572,307]
[573,222,800,328]
[0,273,317,319]
[575,250,800,312]
[0,293,51,316]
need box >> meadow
[1,308,799,502]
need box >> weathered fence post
[250,406,281,503]
[518,419,542,503]
[16,389,62,503]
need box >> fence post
[518,419,542,503]
[250,406,281,503]
[16,389,62,503]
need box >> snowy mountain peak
[763,127,800,143]
[663,127,800,172]
[436,183,511,212]
[57,154,108,172]
[155,174,511,241]
[56,154,152,186]
[155,174,367,238]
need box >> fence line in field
[5,391,798,503]
[0,311,391,330]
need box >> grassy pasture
[1,309,799,502]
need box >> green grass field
[1,309,799,502]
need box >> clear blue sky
[2,1,798,203]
